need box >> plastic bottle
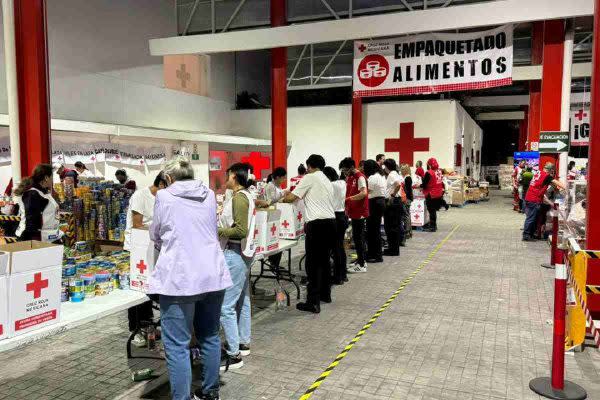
[275,282,287,310]
[147,326,157,351]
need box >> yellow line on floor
[298,225,460,400]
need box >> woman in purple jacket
[150,157,232,400]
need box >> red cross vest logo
[26,272,49,299]
[282,220,290,229]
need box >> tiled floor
[1,191,599,400]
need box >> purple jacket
[149,180,232,296]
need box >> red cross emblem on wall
[136,260,147,274]
[26,272,49,299]
[297,212,303,222]
[358,44,367,52]
[242,152,271,180]
[270,223,277,236]
[282,220,290,229]
[384,122,430,167]
[575,109,588,121]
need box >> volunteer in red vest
[283,154,336,314]
[522,163,565,241]
[15,164,63,243]
[218,162,257,371]
[339,157,369,273]
[420,158,444,232]
[289,164,306,192]
[415,160,426,179]
[513,160,526,211]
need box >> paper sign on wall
[353,25,513,97]
[570,109,590,147]
[145,147,167,166]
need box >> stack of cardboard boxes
[0,242,63,340]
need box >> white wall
[231,100,482,179]
[209,53,236,104]
[231,105,351,175]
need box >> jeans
[333,212,348,282]
[160,291,224,400]
[236,258,252,346]
[351,218,366,266]
[221,249,250,356]
[304,219,336,305]
[367,197,385,260]
[523,201,541,239]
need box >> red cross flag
[353,25,513,98]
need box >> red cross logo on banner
[241,152,270,180]
[358,44,367,52]
[575,109,588,121]
[270,223,277,236]
[254,228,259,239]
[296,212,303,222]
[384,122,430,167]
[26,272,49,299]
[136,260,147,274]
[282,220,290,229]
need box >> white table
[0,289,148,353]
[251,239,301,305]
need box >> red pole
[527,21,544,151]
[14,0,51,175]
[270,0,287,172]
[551,263,567,389]
[351,97,363,165]
[586,0,600,320]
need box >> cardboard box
[451,190,465,206]
[9,267,61,336]
[410,198,429,227]
[276,201,305,239]
[129,228,158,293]
[0,275,8,340]
[0,242,63,337]
[255,209,281,255]
[0,241,63,274]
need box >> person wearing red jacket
[339,157,369,273]
[420,158,444,232]
[522,163,565,241]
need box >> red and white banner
[145,147,167,166]
[353,25,513,98]
[119,145,146,166]
[570,109,590,147]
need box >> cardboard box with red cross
[254,209,281,255]
[129,228,158,294]
[410,197,429,227]
[276,201,305,240]
[0,241,63,337]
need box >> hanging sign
[58,142,96,165]
[145,147,167,166]
[0,137,10,164]
[353,25,513,98]
[119,145,146,166]
[539,131,570,153]
[570,109,590,147]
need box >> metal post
[348,0,352,18]
[529,262,587,399]
[211,0,215,33]
[2,0,21,184]
[542,202,560,269]
[559,29,574,184]
[310,44,314,85]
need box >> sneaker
[220,353,243,372]
[239,344,251,357]
[347,263,367,273]
[192,392,220,400]
[131,333,147,348]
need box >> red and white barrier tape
[566,260,600,349]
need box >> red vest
[525,170,551,204]
[345,171,369,219]
[422,169,444,199]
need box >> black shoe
[296,302,320,313]
[193,391,220,400]
[400,241,406,247]
[220,353,243,372]
[343,277,349,282]
[239,343,250,356]
[366,258,383,263]
[383,250,399,256]
[445,204,449,211]
[320,295,332,304]
[331,279,344,286]
[522,236,535,242]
